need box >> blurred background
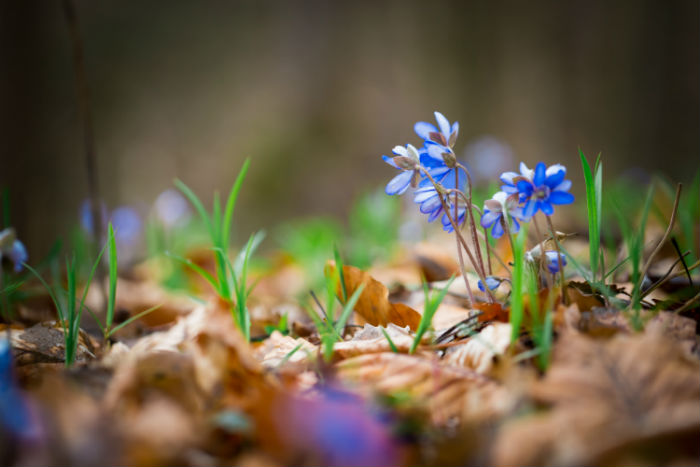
[1,0,698,257]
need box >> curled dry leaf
[2,322,98,366]
[104,303,267,415]
[492,331,700,466]
[337,352,510,425]
[333,323,414,359]
[111,278,199,328]
[444,323,512,374]
[327,262,422,331]
[255,331,317,373]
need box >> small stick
[639,183,682,283]
[673,290,700,315]
[532,215,553,290]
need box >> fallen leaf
[255,331,317,373]
[492,330,700,466]
[333,324,415,359]
[337,352,509,425]
[444,323,512,374]
[2,322,98,366]
[327,262,422,331]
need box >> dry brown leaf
[337,352,510,425]
[327,262,422,331]
[2,322,98,366]
[103,303,267,414]
[492,331,700,466]
[255,331,317,372]
[412,242,461,282]
[444,323,512,374]
[333,323,414,359]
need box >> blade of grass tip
[106,304,162,338]
[22,262,67,332]
[212,191,222,247]
[174,179,212,236]
[233,230,265,275]
[510,226,527,343]
[166,251,221,294]
[410,275,456,354]
[380,327,399,353]
[223,157,251,251]
[106,223,117,330]
[579,149,599,281]
[276,342,303,368]
[82,304,106,337]
[334,284,365,337]
[333,245,347,302]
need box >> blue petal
[491,219,505,238]
[501,185,518,194]
[420,196,442,214]
[427,205,443,222]
[450,121,459,140]
[385,171,412,195]
[540,200,554,216]
[544,170,565,189]
[426,144,447,163]
[522,200,537,219]
[414,122,438,140]
[434,112,451,139]
[481,210,500,228]
[533,162,546,186]
[549,191,575,205]
[511,218,521,233]
[516,180,533,197]
[382,155,399,169]
[500,171,519,185]
[9,241,27,272]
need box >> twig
[639,183,682,284]
[673,290,700,315]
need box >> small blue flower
[500,162,535,197]
[414,111,459,149]
[480,191,528,238]
[413,167,467,232]
[478,276,502,292]
[111,206,143,247]
[544,251,567,274]
[0,228,27,273]
[382,144,422,196]
[516,162,574,217]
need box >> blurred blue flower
[111,206,142,247]
[0,228,28,272]
[480,191,528,238]
[515,162,574,217]
[414,111,459,149]
[464,136,515,182]
[79,200,109,236]
[478,276,502,292]
[0,339,40,441]
[382,144,421,195]
[154,189,191,228]
[544,251,567,274]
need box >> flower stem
[532,215,553,290]
[545,215,567,303]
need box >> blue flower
[544,251,567,274]
[0,228,27,273]
[478,276,502,292]
[382,144,422,195]
[480,191,528,238]
[500,162,535,197]
[0,339,40,440]
[154,189,191,228]
[413,167,467,232]
[414,111,459,149]
[516,162,574,217]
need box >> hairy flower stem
[421,169,493,303]
[532,215,554,290]
[500,217,517,260]
[457,163,488,282]
[453,170,475,305]
[546,216,566,302]
[483,226,493,276]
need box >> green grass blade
[166,251,220,294]
[107,304,162,337]
[580,149,600,281]
[333,245,347,302]
[380,327,399,353]
[22,262,66,332]
[222,158,251,251]
[276,342,303,368]
[106,223,118,330]
[334,283,364,336]
[410,275,456,354]
[212,191,222,247]
[174,178,212,237]
[510,225,527,343]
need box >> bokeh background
[2,0,698,256]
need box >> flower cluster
[481,162,574,237]
[383,112,466,232]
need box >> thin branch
[640,183,682,283]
